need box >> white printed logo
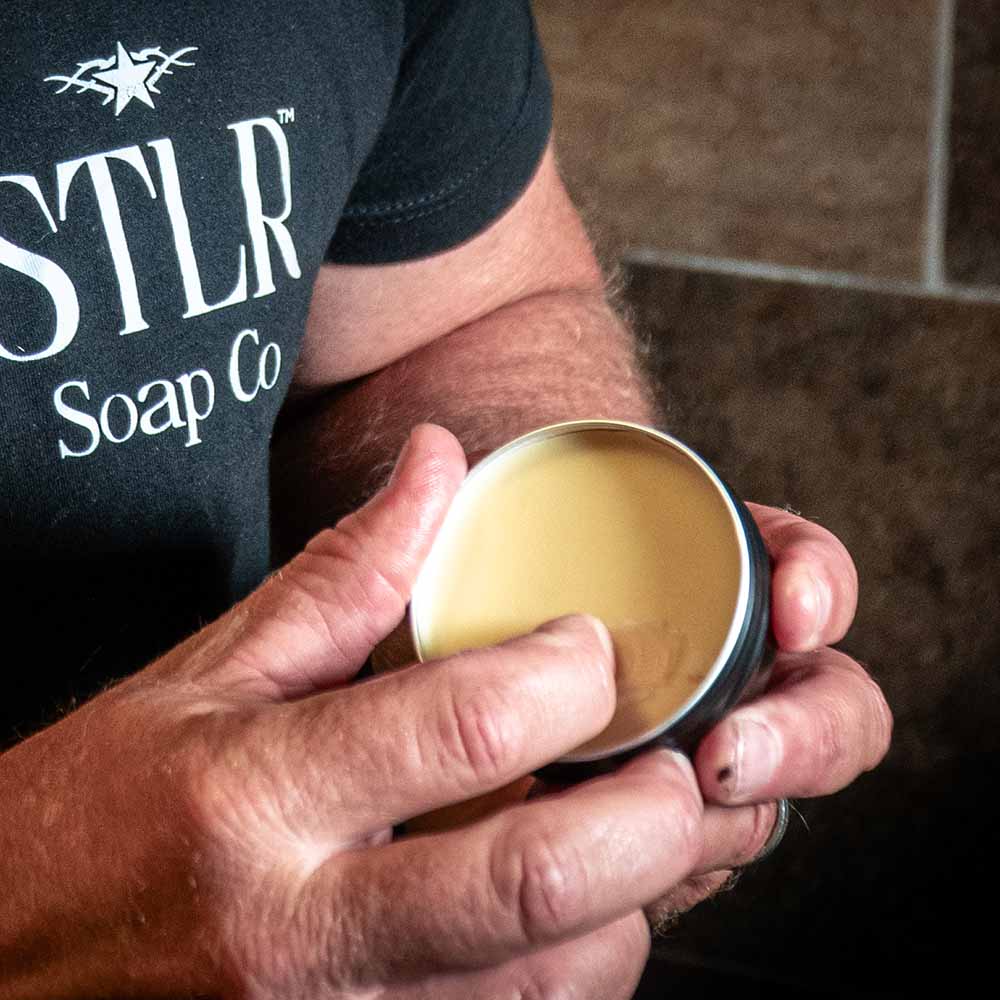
[46,42,197,116]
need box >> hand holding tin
[403,421,891,938]
[0,424,682,998]
[695,504,882,807]
[649,505,890,928]
[0,424,889,999]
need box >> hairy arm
[267,140,889,926]
[270,289,655,553]
[271,144,655,555]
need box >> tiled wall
[535,1,999,993]
[537,0,999,294]
[948,0,1000,283]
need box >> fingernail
[717,717,780,802]
[542,614,614,660]
[581,614,616,662]
[662,747,697,783]
[536,615,616,692]
[805,570,832,647]
[639,747,698,785]
[788,566,831,648]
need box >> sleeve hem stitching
[339,33,542,223]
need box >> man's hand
[261,136,892,971]
[644,503,892,927]
[0,426,686,999]
[2,425,890,999]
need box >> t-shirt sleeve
[325,0,552,265]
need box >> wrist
[0,687,219,999]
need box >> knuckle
[252,552,352,669]
[438,675,520,787]
[179,751,246,852]
[174,719,238,840]
[493,826,589,944]
[812,697,852,779]
[823,651,893,772]
[158,721,333,999]
[270,565,347,658]
[174,714,284,859]
[310,522,409,618]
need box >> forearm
[269,286,658,556]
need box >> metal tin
[410,420,771,782]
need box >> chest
[0,1,401,541]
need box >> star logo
[46,43,197,116]
[93,42,156,116]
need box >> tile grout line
[924,0,957,290]
[621,247,1000,306]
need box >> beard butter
[410,421,771,780]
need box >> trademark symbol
[277,107,295,125]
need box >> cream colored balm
[411,422,752,762]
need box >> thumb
[224,424,467,698]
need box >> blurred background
[533,1,999,994]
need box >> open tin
[410,420,772,782]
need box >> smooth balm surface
[414,427,743,758]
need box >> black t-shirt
[0,0,551,745]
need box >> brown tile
[535,0,935,279]
[623,260,1000,989]
[946,0,1000,285]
